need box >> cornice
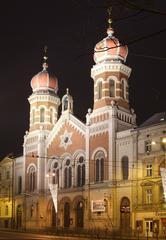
[91,62,131,79]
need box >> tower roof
[94,9,128,64]
[31,70,58,93]
[30,47,58,93]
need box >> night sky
[0,0,166,158]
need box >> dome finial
[43,45,48,70]
[107,7,114,37]
[107,7,112,27]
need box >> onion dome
[94,10,128,64]
[31,47,58,93]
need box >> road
[0,231,90,240]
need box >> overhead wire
[22,152,166,176]
[122,0,166,16]
[129,53,166,61]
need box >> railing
[42,226,133,239]
[135,202,166,211]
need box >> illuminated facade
[0,157,13,228]
[1,15,166,239]
[0,156,23,229]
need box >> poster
[91,200,105,212]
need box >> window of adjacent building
[97,81,102,99]
[64,159,72,188]
[145,140,151,153]
[5,188,8,197]
[6,171,10,179]
[122,156,129,180]
[146,164,152,177]
[145,221,153,235]
[29,166,36,192]
[40,108,45,123]
[5,206,8,215]
[77,156,85,187]
[109,79,115,97]
[18,176,22,194]
[95,151,104,182]
[146,188,152,204]
[160,185,165,202]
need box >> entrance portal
[16,205,22,228]
[120,197,130,233]
[64,202,70,228]
[76,201,84,228]
[52,204,57,227]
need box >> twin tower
[28,22,135,135]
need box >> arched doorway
[16,205,22,228]
[64,202,70,228]
[76,201,84,228]
[120,197,130,233]
[51,204,57,227]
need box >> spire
[107,7,114,37]
[42,46,48,71]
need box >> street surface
[0,231,89,240]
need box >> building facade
[1,16,166,238]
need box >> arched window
[64,159,72,188]
[122,156,129,180]
[95,151,104,182]
[121,80,125,99]
[109,79,115,97]
[32,109,35,124]
[50,109,53,124]
[29,166,36,192]
[52,162,59,186]
[64,96,68,111]
[77,156,85,187]
[98,81,102,99]
[40,108,45,122]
